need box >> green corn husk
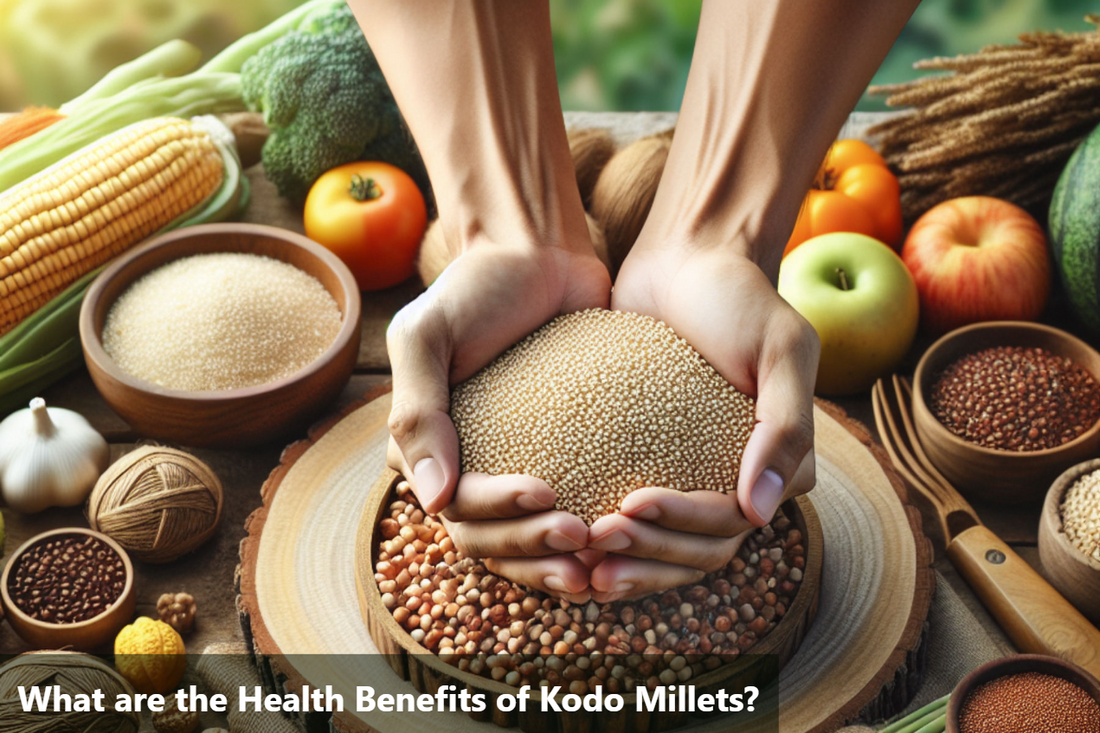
[0,116,246,416]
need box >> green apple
[778,232,919,395]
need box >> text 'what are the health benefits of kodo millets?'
[18,684,764,715]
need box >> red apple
[902,196,1050,334]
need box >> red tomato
[304,161,428,291]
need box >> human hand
[588,243,819,601]
[386,237,610,600]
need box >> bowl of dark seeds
[912,321,1100,503]
[0,528,135,650]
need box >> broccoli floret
[241,4,430,205]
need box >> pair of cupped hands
[385,230,819,604]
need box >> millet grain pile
[959,672,1100,733]
[103,252,342,392]
[1062,469,1100,562]
[374,481,807,693]
[451,309,756,525]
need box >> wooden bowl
[1039,459,1100,625]
[946,654,1100,733]
[0,528,136,651]
[79,223,361,448]
[355,469,823,732]
[912,321,1100,503]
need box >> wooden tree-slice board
[238,389,933,733]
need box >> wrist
[634,203,790,284]
[434,164,591,257]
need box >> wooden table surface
[0,111,1054,661]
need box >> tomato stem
[349,175,382,201]
[835,267,850,291]
[812,144,838,190]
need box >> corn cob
[0,116,224,336]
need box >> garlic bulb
[0,398,110,513]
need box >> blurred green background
[0,0,1096,112]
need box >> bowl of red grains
[0,528,136,651]
[358,472,822,732]
[912,321,1100,503]
[946,654,1100,733]
[79,223,362,448]
[1039,459,1100,626]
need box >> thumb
[737,319,819,527]
[386,303,460,515]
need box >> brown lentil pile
[373,481,806,693]
[7,535,127,624]
[451,309,756,526]
[1062,469,1100,562]
[929,346,1100,452]
[959,672,1100,733]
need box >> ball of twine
[87,446,224,564]
[0,651,140,733]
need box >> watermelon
[1050,122,1100,333]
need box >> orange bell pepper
[783,139,903,257]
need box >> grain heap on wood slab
[102,253,341,392]
[868,16,1100,222]
[450,309,756,525]
[375,480,806,693]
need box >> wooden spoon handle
[947,524,1100,678]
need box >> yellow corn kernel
[0,117,224,335]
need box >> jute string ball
[87,446,224,564]
[0,651,140,733]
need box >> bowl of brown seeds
[79,223,362,448]
[1039,459,1100,626]
[912,321,1100,503]
[357,471,822,732]
[946,654,1100,733]
[0,528,136,651]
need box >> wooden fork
[873,375,1100,678]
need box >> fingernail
[516,492,555,512]
[629,503,660,521]
[751,468,785,524]
[543,575,568,592]
[590,529,631,552]
[413,457,445,511]
[613,581,634,593]
[546,530,584,552]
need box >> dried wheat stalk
[868,16,1100,223]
